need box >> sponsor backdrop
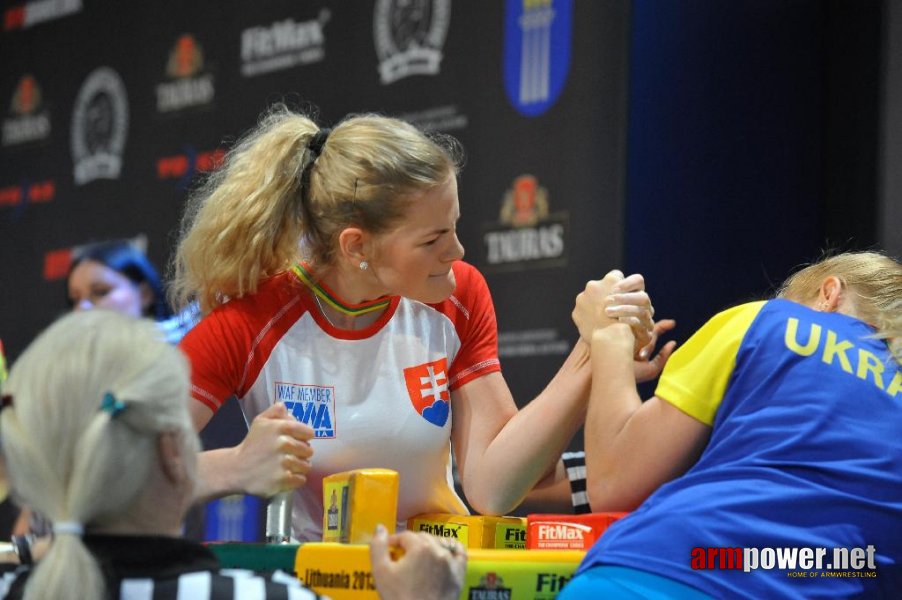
[0,0,630,408]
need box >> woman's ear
[817,276,844,312]
[337,227,371,266]
[157,431,187,485]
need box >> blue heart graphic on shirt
[421,400,450,427]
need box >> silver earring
[359,260,369,271]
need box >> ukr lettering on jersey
[784,317,901,399]
[276,382,336,438]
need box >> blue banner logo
[503,0,572,117]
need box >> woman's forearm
[193,447,242,504]
[462,342,592,515]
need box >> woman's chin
[416,273,457,304]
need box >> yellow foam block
[408,513,527,549]
[296,542,585,600]
[322,468,399,544]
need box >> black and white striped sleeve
[0,569,18,599]
[562,451,590,514]
[117,569,321,600]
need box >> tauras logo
[485,224,564,264]
[469,572,511,600]
[2,112,48,145]
[157,76,213,112]
[241,9,329,77]
[2,75,50,147]
[373,0,450,84]
[481,174,568,272]
[70,67,129,185]
[469,591,511,600]
[156,34,215,113]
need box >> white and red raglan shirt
[180,260,502,541]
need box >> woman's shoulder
[180,271,308,350]
[199,272,305,323]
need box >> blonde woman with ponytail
[172,104,667,541]
[558,251,902,599]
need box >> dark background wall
[881,0,902,256]
[626,0,884,349]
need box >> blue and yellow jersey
[654,301,766,426]
[580,299,902,598]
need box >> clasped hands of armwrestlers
[572,270,677,381]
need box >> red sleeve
[178,306,250,413]
[431,261,502,390]
[178,272,307,413]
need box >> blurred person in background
[67,239,198,344]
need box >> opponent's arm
[516,453,587,515]
[570,272,708,511]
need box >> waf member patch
[275,382,336,439]
[403,358,450,427]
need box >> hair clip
[100,392,127,418]
[1,394,12,409]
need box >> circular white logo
[71,67,129,185]
[373,0,450,85]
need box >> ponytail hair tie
[100,392,127,418]
[300,127,333,204]
[54,521,84,537]
[307,128,332,160]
